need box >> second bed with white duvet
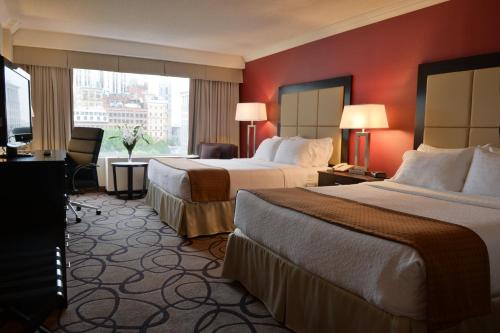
[233,181,500,320]
[148,157,325,201]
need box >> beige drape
[188,79,239,154]
[22,65,72,150]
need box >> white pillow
[273,137,333,167]
[253,137,282,161]
[273,138,313,167]
[462,148,500,197]
[417,143,470,153]
[419,143,500,154]
[307,137,333,167]
[489,146,500,154]
[391,148,474,192]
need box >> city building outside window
[73,69,190,156]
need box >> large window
[73,69,190,156]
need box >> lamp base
[246,122,256,158]
[354,131,370,171]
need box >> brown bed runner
[154,158,230,202]
[247,187,491,329]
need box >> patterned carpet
[49,193,290,333]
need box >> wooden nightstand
[318,170,385,186]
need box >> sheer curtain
[188,79,239,154]
[22,65,72,150]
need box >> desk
[112,161,148,199]
[0,150,68,329]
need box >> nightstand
[318,170,385,186]
[112,161,149,199]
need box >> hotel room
[0,0,499,332]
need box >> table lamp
[235,103,267,157]
[339,104,388,174]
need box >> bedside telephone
[332,163,354,172]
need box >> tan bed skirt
[222,229,500,333]
[145,182,235,237]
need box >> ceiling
[1,0,447,66]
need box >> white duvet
[147,158,324,201]
[234,181,500,320]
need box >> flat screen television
[0,55,33,154]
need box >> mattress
[234,181,500,320]
[147,158,325,201]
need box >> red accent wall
[240,0,500,176]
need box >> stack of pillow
[390,143,500,198]
[253,136,333,167]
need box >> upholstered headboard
[414,53,500,149]
[278,76,352,164]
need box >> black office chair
[66,127,104,223]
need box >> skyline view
[73,68,189,156]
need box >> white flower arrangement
[109,125,150,161]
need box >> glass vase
[127,150,133,162]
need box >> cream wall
[1,28,13,60]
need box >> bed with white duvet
[148,158,324,201]
[234,181,500,319]
[223,144,500,332]
[146,136,333,237]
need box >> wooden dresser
[0,150,68,321]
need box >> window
[73,68,190,156]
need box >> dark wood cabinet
[0,150,68,312]
[318,170,384,186]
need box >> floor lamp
[235,103,267,157]
[339,104,388,174]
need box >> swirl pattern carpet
[48,193,290,333]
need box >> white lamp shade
[339,104,388,129]
[235,103,267,121]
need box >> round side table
[112,161,148,199]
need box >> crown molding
[3,19,20,33]
[244,0,448,62]
[13,29,245,69]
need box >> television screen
[4,64,32,144]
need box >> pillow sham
[308,137,333,167]
[273,138,311,167]
[391,148,474,192]
[462,148,500,198]
[253,137,283,161]
[489,146,500,154]
[417,143,470,153]
[273,137,333,167]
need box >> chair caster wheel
[96,210,101,215]
[76,218,82,223]
[76,206,81,211]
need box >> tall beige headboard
[414,53,500,148]
[278,76,352,164]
